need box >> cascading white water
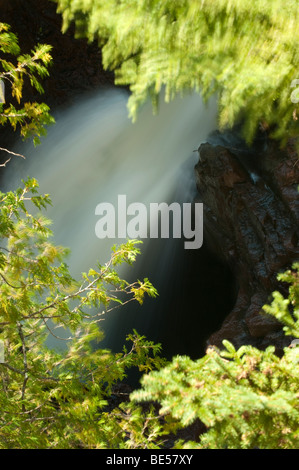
[4,89,218,355]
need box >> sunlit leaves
[0,183,298,448]
[263,263,299,338]
[0,22,54,144]
[132,264,299,449]
[0,181,161,448]
[56,0,299,144]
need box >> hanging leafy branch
[0,22,54,148]
[55,0,299,145]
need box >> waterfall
[3,89,223,360]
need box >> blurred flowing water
[3,89,236,363]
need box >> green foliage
[0,180,163,448]
[131,263,299,449]
[0,13,298,450]
[0,22,54,145]
[0,18,165,450]
[55,0,299,144]
[263,263,299,338]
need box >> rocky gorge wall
[195,132,298,353]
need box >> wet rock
[244,293,281,338]
[195,132,299,351]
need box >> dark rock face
[0,0,115,108]
[195,132,299,353]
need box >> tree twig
[17,322,29,411]
[0,146,25,160]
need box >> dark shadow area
[100,234,238,385]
